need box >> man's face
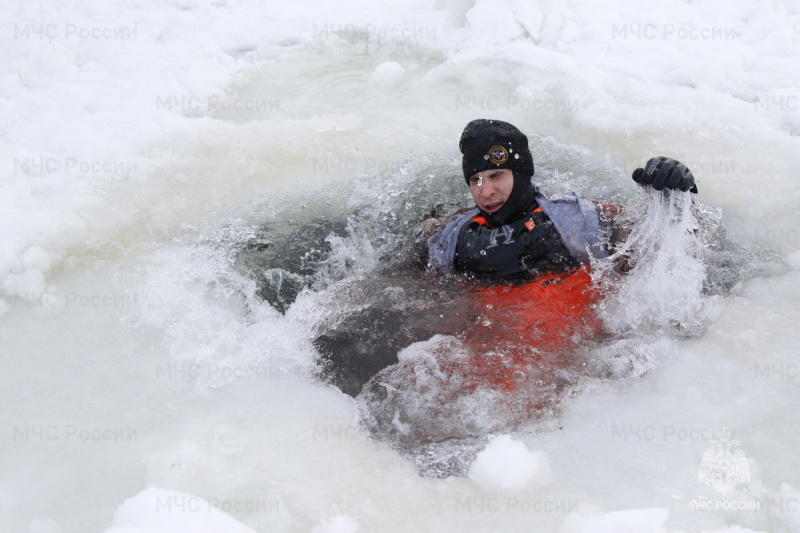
[468,168,514,214]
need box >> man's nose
[479,181,496,197]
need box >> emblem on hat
[488,145,508,165]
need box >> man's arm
[407,206,474,272]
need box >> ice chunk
[104,487,258,533]
[22,246,52,273]
[468,434,552,491]
[312,514,360,533]
[370,61,406,87]
[1,268,47,300]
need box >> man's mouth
[482,201,503,213]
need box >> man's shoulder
[538,190,592,206]
[415,206,477,242]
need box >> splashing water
[593,190,707,338]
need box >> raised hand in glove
[632,157,698,193]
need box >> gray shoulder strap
[537,192,609,263]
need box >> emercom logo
[698,429,750,496]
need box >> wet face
[467,168,514,214]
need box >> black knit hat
[459,119,534,183]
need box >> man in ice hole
[314,119,698,398]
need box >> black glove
[632,157,698,193]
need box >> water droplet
[479,250,487,256]
[486,304,494,309]
[483,155,489,160]
[514,154,520,159]
[482,320,492,327]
